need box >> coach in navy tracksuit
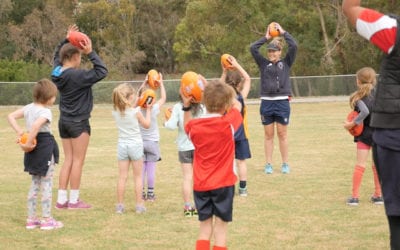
[250,22,297,175]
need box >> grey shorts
[143,140,161,162]
[178,150,194,164]
[117,142,144,161]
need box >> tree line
[0,0,397,82]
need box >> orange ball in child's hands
[221,54,234,70]
[268,22,280,37]
[347,111,364,136]
[67,31,90,49]
[147,69,161,90]
[19,133,37,145]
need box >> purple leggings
[142,161,156,188]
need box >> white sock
[69,189,80,204]
[57,190,68,204]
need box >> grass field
[0,100,389,249]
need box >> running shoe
[55,201,68,210]
[26,218,40,229]
[68,200,92,209]
[239,187,248,197]
[371,196,384,205]
[346,197,359,206]
[264,164,273,174]
[40,218,63,230]
[281,163,290,174]
[116,203,125,214]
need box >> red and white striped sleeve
[356,8,397,54]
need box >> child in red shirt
[183,80,242,250]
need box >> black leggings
[388,216,400,250]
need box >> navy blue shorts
[260,99,290,125]
[58,119,91,139]
[235,139,251,160]
[373,144,400,216]
[194,185,235,222]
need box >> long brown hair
[349,67,376,109]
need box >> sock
[239,180,247,189]
[57,190,68,204]
[196,240,210,250]
[371,165,382,197]
[69,189,80,204]
[147,187,154,196]
[184,202,192,209]
[388,216,400,250]
[213,246,227,250]
[351,165,365,198]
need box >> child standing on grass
[139,74,166,202]
[164,96,205,216]
[52,24,108,209]
[112,83,152,214]
[7,79,63,230]
[344,67,383,206]
[183,80,242,250]
[220,54,252,197]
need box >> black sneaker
[370,196,384,205]
[346,197,359,206]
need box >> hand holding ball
[138,89,156,108]
[268,22,280,37]
[221,54,234,70]
[147,69,161,90]
[67,31,90,49]
[19,133,37,145]
[180,71,204,103]
[347,111,364,136]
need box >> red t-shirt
[357,8,397,54]
[185,109,242,191]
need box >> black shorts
[194,185,235,222]
[178,150,194,164]
[58,119,91,139]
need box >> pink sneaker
[40,218,63,230]
[26,218,40,229]
[55,201,68,209]
[68,200,92,209]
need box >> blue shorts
[194,185,234,222]
[235,139,251,160]
[260,99,290,125]
[143,140,161,162]
[117,141,144,161]
[58,119,91,138]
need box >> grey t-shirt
[23,103,52,133]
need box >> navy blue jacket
[51,39,108,122]
[250,32,297,97]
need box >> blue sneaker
[264,164,273,174]
[281,163,290,174]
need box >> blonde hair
[203,80,235,113]
[270,37,284,50]
[33,78,57,104]
[112,83,135,115]
[349,67,377,109]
